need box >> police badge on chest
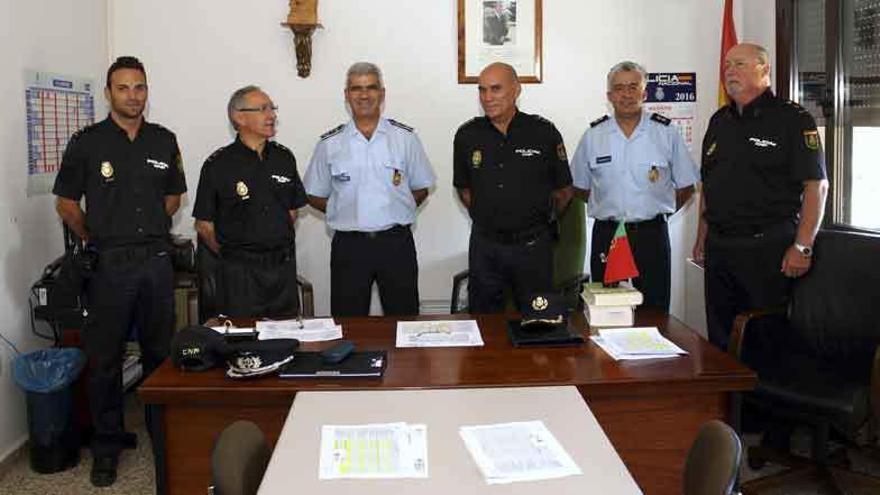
[235,180,250,200]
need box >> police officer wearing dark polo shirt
[193,85,307,318]
[304,62,435,317]
[571,61,698,311]
[53,56,186,487]
[693,43,828,349]
[454,62,573,313]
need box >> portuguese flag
[604,221,639,285]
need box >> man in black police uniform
[454,62,573,313]
[53,56,186,486]
[693,43,828,349]
[193,85,307,317]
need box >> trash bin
[12,347,86,474]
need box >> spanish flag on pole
[718,0,739,107]
[604,221,639,285]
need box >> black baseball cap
[170,326,231,371]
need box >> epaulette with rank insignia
[388,119,413,132]
[70,122,100,141]
[457,117,480,131]
[650,113,671,126]
[320,124,345,141]
[590,115,610,128]
[272,141,293,154]
[204,145,229,164]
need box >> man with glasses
[693,43,827,349]
[570,61,698,311]
[304,62,435,316]
[193,85,307,317]
[53,56,186,487]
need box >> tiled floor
[0,394,154,495]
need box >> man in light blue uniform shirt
[304,62,436,316]
[571,61,698,310]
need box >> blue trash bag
[12,348,86,393]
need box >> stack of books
[581,282,643,327]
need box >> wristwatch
[794,243,813,257]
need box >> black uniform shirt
[701,89,826,230]
[192,137,307,250]
[53,116,187,248]
[453,110,572,233]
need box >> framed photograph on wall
[458,0,543,83]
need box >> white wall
[0,0,108,462]
[110,0,772,319]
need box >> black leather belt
[335,224,410,240]
[477,225,549,245]
[709,220,796,238]
[221,245,294,266]
[99,242,168,266]
[595,215,666,232]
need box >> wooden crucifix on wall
[282,0,322,78]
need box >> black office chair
[683,420,742,495]
[210,420,272,495]
[196,241,314,321]
[728,229,880,494]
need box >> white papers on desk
[318,423,428,479]
[591,326,687,360]
[459,421,582,485]
[255,318,342,342]
[395,320,484,348]
[209,325,254,336]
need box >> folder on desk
[278,351,387,378]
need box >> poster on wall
[644,72,696,151]
[26,71,96,197]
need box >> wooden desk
[139,311,755,495]
[260,387,642,494]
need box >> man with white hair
[693,43,827,349]
[571,60,698,311]
[304,62,436,316]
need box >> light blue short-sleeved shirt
[570,112,699,221]
[304,117,436,232]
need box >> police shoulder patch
[387,118,414,132]
[590,115,610,128]
[650,113,671,126]
[320,124,345,141]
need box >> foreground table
[139,310,755,495]
[260,387,642,494]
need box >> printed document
[459,421,582,484]
[396,320,484,348]
[592,327,687,360]
[318,423,428,479]
[255,318,342,342]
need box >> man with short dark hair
[193,85,307,317]
[571,61,698,311]
[454,62,573,313]
[53,56,186,487]
[304,62,435,316]
[694,43,828,349]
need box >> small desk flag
[604,221,639,285]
